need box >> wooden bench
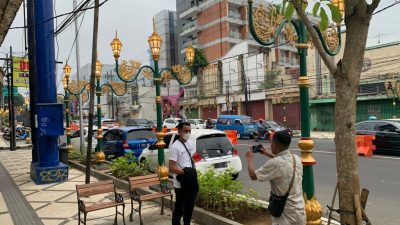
[128,174,173,225]
[76,180,126,225]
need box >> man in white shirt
[169,122,198,225]
[246,131,306,225]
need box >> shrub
[196,168,262,220]
[110,152,150,180]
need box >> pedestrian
[246,130,306,225]
[169,122,199,225]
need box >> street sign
[13,57,29,88]
[2,87,18,96]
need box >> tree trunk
[335,11,371,225]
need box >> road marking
[236,144,400,160]
[291,148,400,160]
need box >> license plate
[213,162,227,169]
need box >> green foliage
[284,2,294,22]
[196,168,262,220]
[4,93,25,107]
[259,69,282,89]
[110,152,150,180]
[319,7,329,31]
[68,149,94,162]
[313,2,320,16]
[328,4,342,23]
[191,48,209,75]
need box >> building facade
[308,39,400,131]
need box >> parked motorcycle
[2,127,10,141]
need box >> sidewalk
[293,131,335,139]
[0,134,32,150]
[0,149,202,225]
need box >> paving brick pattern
[0,149,201,225]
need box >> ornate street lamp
[63,61,127,165]
[111,31,196,189]
[247,1,342,224]
[63,63,73,152]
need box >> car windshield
[196,120,204,124]
[134,119,148,124]
[196,134,233,158]
[241,118,253,125]
[127,129,156,140]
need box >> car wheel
[236,132,241,139]
[231,173,239,180]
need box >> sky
[1,0,399,83]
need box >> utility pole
[9,48,16,151]
[248,77,252,118]
[73,0,85,154]
[86,0,100,184]
[225,80,230,115]
[239,54,250,116]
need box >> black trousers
[172,187,196,225]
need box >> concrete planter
[69,160,242,225]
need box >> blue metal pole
[27,0,38,165]
[30,0,68,184]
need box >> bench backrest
[76,180,115,198]
[128,174,161,190]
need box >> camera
[252,144,263,153]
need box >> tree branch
[368,0,381,15]
[291,0,337,75]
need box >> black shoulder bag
[268,154,296,217]
[177,140,199,194]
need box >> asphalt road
[234,138,400,225]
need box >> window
[71,129,86,139]
[374,123,398,132]
[166,119,174,124]
[217,118,228,125]
[103,130,124,141]
[127,130,156,140]
[164,134,173,148]
[356,122,375,131]
[196,134,233,158]
[187,120,195,124]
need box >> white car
[187,119,206,129]
[59,127,110,150]
[162,118,182,129]
[139,129,242,179]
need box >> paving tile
[30,202,49,210]
[18,182,56,191]
[41,219,67,225]
[45,181,81,191]
[26,190,74,202]
[21,190,37,196]
[0,193,9,213]
[0,213,14,225]
[35,202,78,219]
[55,192,77,203]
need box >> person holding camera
[246,131,306,225]
[169,122,199,225]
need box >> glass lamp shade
[148,32,162,60]
[185,46,195,64]
[95,60,102,79]
[63,64,71,79]
[111,31,122,59]
[62,77,68,89]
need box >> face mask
[182,133,191,141]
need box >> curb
[68,160,241,225]
[0,144,32,150]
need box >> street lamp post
[247,1,343,224]
[63,64,73,152]
[62,62,127,166]
[111,31,196,187]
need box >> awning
[0,0,23,47]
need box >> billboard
[13,57,29,87]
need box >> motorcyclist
[205,118,213,129]
[255,119,270,141]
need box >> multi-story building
[308,35,400,131]
[176,0,262,63]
